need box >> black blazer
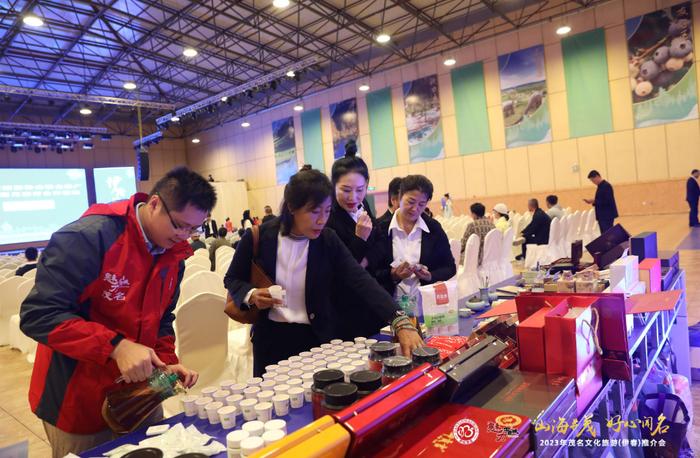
[223,219,399,343]
[202,219,218,238]
[373,214,456,296]
[686,177,700,203]
[594,180,618,221]
[522,208,551,245]
[262,214,276,224]
[325,200,378,263]
[376,209,393,227]
[15,263,37,277]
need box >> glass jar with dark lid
[311,369,344,419]
[321,382,358,415]
[349,370,382,399]
[368,341,397,372]
[381,356,413,385]
[411,346,441,367]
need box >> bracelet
[394,324,419,334]
[391,315,411,329]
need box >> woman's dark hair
[279,168,333,236]
[241,209,252,227]
[331,139,369,186]
[400,175,434,201]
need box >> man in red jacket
[20,167,217,457]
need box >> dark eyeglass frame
[155,192,204,235]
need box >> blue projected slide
[0,168,89,246]
[94,166,136,203]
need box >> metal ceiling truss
[0,0,610,137]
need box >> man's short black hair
[150,167,217,212]
[387,177,402,208]
[400,175,433,201]
[470,203,486,218]
[587,170,601,179]
[546,195,558,206]
[25,247,38,261]
[692,169,699,175]
[528,198,539,209]
[217,227,228,238]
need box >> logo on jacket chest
[102,272,130,302]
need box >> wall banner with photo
[330,98,359,159]
[498,45,551,148]
[272,116,298,185]
[626,2,697,128]
[403,74,445,163]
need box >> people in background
[441,193,453,218]
[262,205,276,224]
[326,139,385,338]
[686,169,700,227]
[424,207,434,219]
[225,217,234,233]
[224,168,422,376]
[209,227,232,271]
[20,167,215,458]
[584,170,618,234]
[374,175,456,302]
[460,203,495,265]
[189,233,206,252]
[202,213,218,238]
[241,210,254,231]
[232,228,245,249]
[546,195,564,220]
[492,203,510,233]
[516,198,551,261]
[377,177,402,226]
[15,247,38,277]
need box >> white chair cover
[183,263,208,280]
[499,227,515,281]
[23,269,37,279]
[458,234,480,300]
[0,276,28,345]
[479,229,503,285]
[449,239,461,273]
[193,248,209,258]
[185,255,211,270]
[178,271,226,308]
[542,217,561,264]
[9,278,37,355]
[216,254,234,278]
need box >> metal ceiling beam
[0,84,174,109]
[0,0,38,62]
[479,0,518,28]
[390,0,461,47]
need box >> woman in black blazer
[373,175,456,299]
[325,140,386,338]
[224,168,423,376]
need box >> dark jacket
[20,194,187,434]
[373,214,456,296]
[223,219,400,344]
[376,209,393,227]
[522,208,551,245]
[202,219,218,238]
[189,239,206,252]
[262,214,276,224]
[594,180,618,221]
[15,262,37,276]
[325,200,377,263]
[209,237,232,271]
[686,177,700,203]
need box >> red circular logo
[453,418,480,445]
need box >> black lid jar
[322,382,358,412]
[349,370,382,399]
[381,356,413,385]
[368,342,397,372]
[411,346,441,367]
[312,369,345,419]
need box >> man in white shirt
[546,195,564,220]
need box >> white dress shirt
[388,210,430,300]
[267,234,310,324]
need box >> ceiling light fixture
[443,57,457,66]
[376,33,391,44]
[293,104,304,112]
[171,116,180,122]
[241,121,251,128]
[556,25,572,36]
[286,70,295,78]
[123,81,137,90]
[79,107,92,115]
[183,47,198,57]
[358,84,370,92]
[221,96,228,102]
[273,0,290,8]
[23,14,44,27]
[191,138,200,144]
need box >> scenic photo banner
[272,116,298,184]
[403,74,445,163]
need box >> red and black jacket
[20,193,191,434]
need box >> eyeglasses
[156,193,204,235]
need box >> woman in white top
[241,210,254,231]
[493,203,510,233]
[224,168,423,376]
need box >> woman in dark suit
[373,175,456,300]
[325,140,386,338]
[224,168,423,376]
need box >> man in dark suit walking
[687,169,700,227]
[202,213,218,238]
[584,170,618,234]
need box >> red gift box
[335,365,447,457]
[515,295,569,322]
[371,404,531,458]
[639,258,661,293]
[517,302,568,373]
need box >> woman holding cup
[224,168,423,376]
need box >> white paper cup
[312,360,327,369]
[276,365,291,374]
[268,285,284,301]
[320,343,333,349]
[302,382,313,403]
[214,389,230,404]
[273,383,290,395]
[220,379,237,391]
[310,347,324,354]
[218,405,238,429]
[262,429,286,446]
[200,386,218,397]
[359,349,370,357]
[265,419,287,433]
[262,372,277,381]
[287,378,303,388]
[327,362,342,370]
[206,401,224,424]
[259,380,276,391]
[277,359,291,367]
[342,341,355,347]
[288,387,304,408]
[257,390,275,403]
[227,448,240,458]
[246,377,263,387]
[353,343,366,350]
[272,394,290,416]
[240,436,265,456]
[299,351,313,358]
[243,386,261,399]
[301,358,315,366]
[288,362,304,370]
[182,395,198,417]
[239,399,258,421]
[341,365,357,382]
[195,396,213,419]
[352,360,368,371]
[230,383,247,395]
[287,369,303,378]
[227,429,250,449]
[301,373,314,383]
[288,355,302,363]
[322,349,336,357]
[324,355,339,364]
[242,420,265,437]
[354,337,367,345]
[337,358,353,366]
[273,375,290,385]
[265,364,280,373]
[330,339,343,345]
[364,338,378,348]
[226,394,245,409]
[255,401,273,422]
